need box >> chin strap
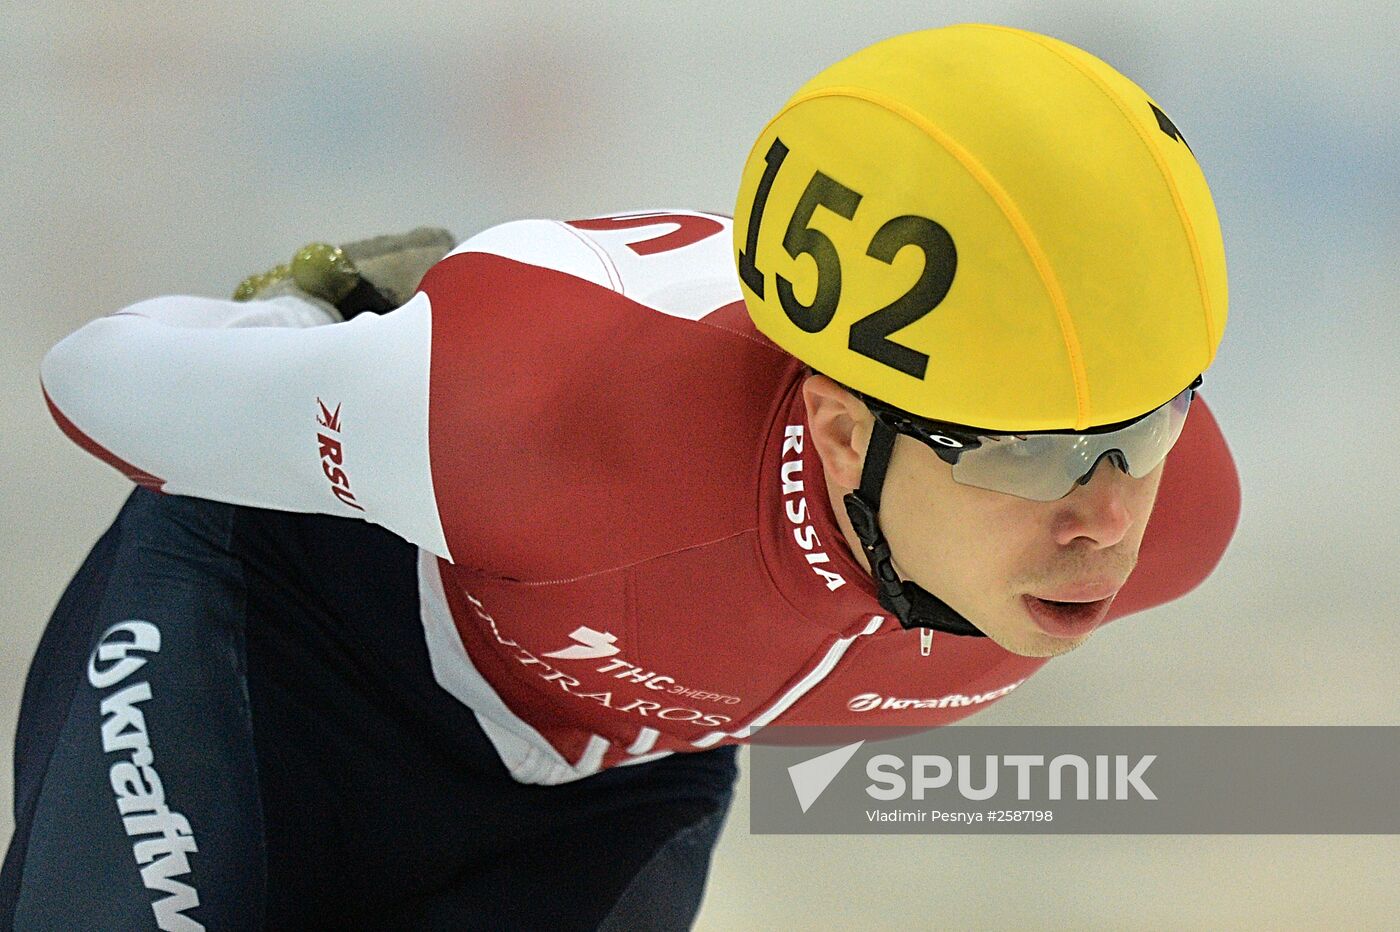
[843,417,986,638]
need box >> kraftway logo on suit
[88,620,204,931]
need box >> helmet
[735,23,1225,431]
[733,25,1228,635]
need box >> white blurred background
[3,1,1397,928]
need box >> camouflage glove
[234,227,456,319]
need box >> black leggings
[3,489,737,930]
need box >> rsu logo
[317,398,363,512]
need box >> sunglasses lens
[945,386,1195,500]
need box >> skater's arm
[42,291,452,558]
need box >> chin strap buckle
[843,490,987,638]
[844,492,909,613]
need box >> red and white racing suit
[41,210,1241,785]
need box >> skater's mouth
[1022,585,1120,638]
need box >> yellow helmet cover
[735,24,1227,431]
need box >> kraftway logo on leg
[88,620,204,932]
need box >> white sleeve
[41,292,452,558]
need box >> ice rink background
[2,2,1396,928]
